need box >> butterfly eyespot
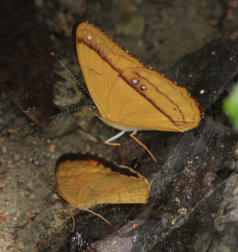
[96,40,100,44]
[140,85,147,90]
[132,78,139,84]
[87,35,93,40]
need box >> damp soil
[1,0,238,251]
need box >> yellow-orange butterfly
[74,22,203,160]
[55,153,150,225]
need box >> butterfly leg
[84,208,111,225]
[104,130,126,146]
[129,131,157,162]
[68,207,76,232]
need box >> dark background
[1,0,238,251]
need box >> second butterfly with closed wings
[55,153,150,224]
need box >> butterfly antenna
[50,52,96,120]
[29,158,60,223]
[51,52,90,96]
[29,204,55,223]
[49,104,96,119]
[30,158,57,193]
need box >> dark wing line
[77,38,184,128]
[134,71,186,122]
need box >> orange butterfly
[55,153,150,226]
[74,22,203,160]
